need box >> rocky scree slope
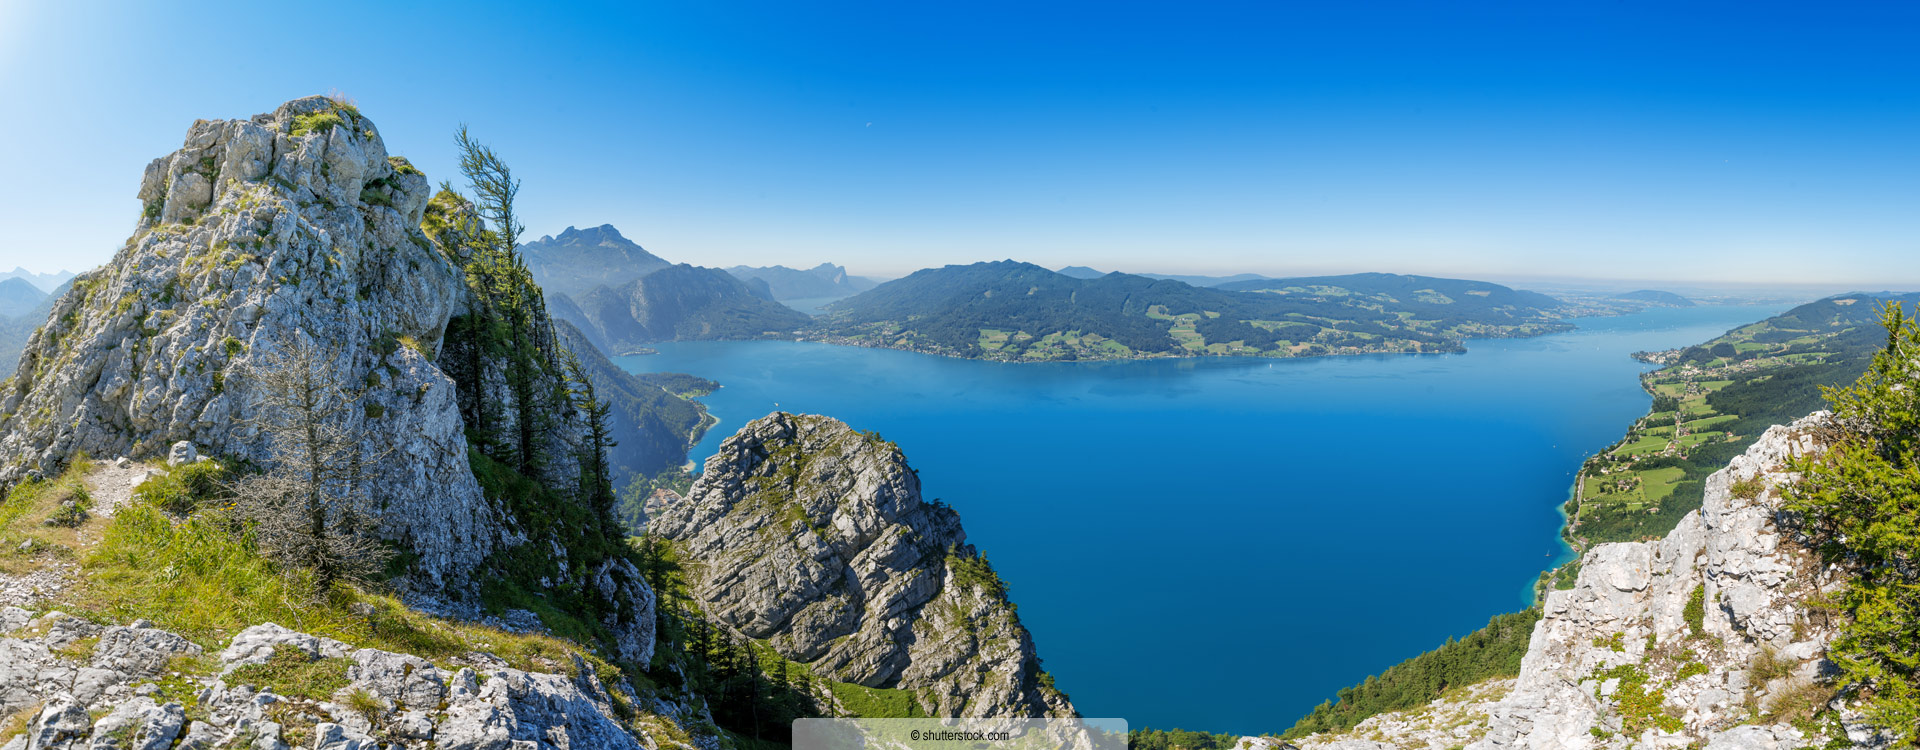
[0,97,653,663]
[0,610,695,750]
[652,413,1074,718]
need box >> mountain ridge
[806,260,1571,361]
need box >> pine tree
[561,348,618,515]
[233,329,392,591]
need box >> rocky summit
[653,413,1075,718]
[0,97,655,663]
[0,97,482,587]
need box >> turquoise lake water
[614,304,1783,734]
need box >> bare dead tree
[234,328,391,591]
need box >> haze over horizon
[2,1,1917,287]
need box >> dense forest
[1282,609,1541,738]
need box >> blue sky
[1,0,1917,286]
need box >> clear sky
[1,0,1917,286]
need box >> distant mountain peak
[520,223,671,298]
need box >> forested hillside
[1281,609,1541,738]
[810,261,1571,361]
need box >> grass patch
[291,112,346,137]
[1,459,96,571]
[0,704,39,744]
[132,460,230,515]
[228,649,352,701]
[826,680,925,718]
[82,498,625,686]
[1749,645,1796,683]
[1730,475,1766,500]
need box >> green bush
[1784,303,1920,740]
[132,460,230,515]
[358,188,394,208]
[1684,584,1706,635]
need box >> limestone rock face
[654,412,1073,718]
[0,97,486,590]
[1468,414,1888,750]
[0,98,654,664]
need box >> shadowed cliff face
[654,412,1076,718]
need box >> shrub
[132,460,230,516]
[358,188,394,208]
[1729,475,1766,500]
[1784,303,1920,737]
[1684,584,1706,635]
[43,503,86,528]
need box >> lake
[614,304,1782,734]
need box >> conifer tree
[561,348,618,514]
[1785,302,1920,741]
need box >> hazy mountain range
[725,262,877,300]
[520,227,811,352]
[0,267,75,294]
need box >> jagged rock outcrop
[1461,414,1891,750]
[0,96,483,589]
[653,412,1074,718]
[0,97,654,664]
[0,611,696,750]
